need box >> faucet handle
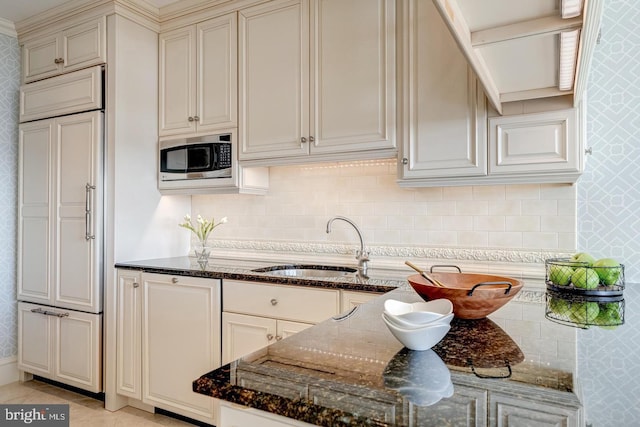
[356,249,370,261]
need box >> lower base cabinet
[17,301,102,393]
[115,270,221,424]
[221,279,340,364]
[222,312,312,365]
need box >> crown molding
[0,17,17,37]
[15,0,160,36]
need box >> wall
[577,0,640,425]
[0,33,19,376]
[192,164,577,281]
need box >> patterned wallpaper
[0,33,19,360]
[577,0,640,425]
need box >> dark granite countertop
[194,287,581,426]
[115,256,405,293]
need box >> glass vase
[194,239,211,262]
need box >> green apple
[549,263,573,286]
[572,267,599,289]
[570,252,596,266]
[569,301,600,324]
[592,258,622,286]
[548,296,570,315]
[593,302,621,329]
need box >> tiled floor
[0,380,194,426]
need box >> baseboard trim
[0,356,19,386]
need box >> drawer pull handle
[270,298,278,306]
[267,334,274,341]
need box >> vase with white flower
[179,214,228,262]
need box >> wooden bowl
[407,273,523,319]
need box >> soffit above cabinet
[433,0,604,114]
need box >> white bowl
[384,298,453,317]
[382,311,453,329]
[382,314,451,351]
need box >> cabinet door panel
[399,0,486,180]
[159,27,197,136]
[55,112,103,312]
[142,274,220,421]
[222,312,276,365]
[311,0,395,153]
[116,271,142,399]
[239,0,309,159]
[197,13,237,132]
[277,320,312,340]
[62,17,106,73]
[489,109,580,175]
[18,122,52,305]
[56,310,102,393]
[17,302,54,376]
[22,35,60,83]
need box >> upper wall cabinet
[159,12,237,137]
[397,0,584,187]
[397,0,487,183]
[431,0,604,114]
[21,17,106,84]
[238,0,396,166]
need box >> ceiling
[0,0,181,24]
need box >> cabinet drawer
[223,280,340,323]
[20,65,103,123]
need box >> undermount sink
[252,264,358,278]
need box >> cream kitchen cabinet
[17,301,102,393]
[340,290,379,313]
[222,313,312,365]
[488,107,583,183]
[222,280,340,364]
[115,270,221,424]
[397,0,487,185]
[18,110,103,314]
[159,12,237,137]
[238,0,396,165]
[21,16,106,83]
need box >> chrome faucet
[326,216,369,276]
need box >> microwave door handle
[85,183,96,241]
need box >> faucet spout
[326,216,369,275]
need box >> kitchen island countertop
[193,287,582,426]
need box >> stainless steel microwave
[159,133,232,183]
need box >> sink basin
[252,264,358,278]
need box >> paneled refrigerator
[16,66,104,393]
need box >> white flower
[178,213,227,243]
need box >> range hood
[432,0,604,114]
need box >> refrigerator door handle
[85,183,96,241]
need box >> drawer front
[20,65,103,123]
[223,280,340,323]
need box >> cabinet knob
[275,335,283,341]
[402,157,408,165]
[585,147,593,155]
[270,298,278,306]
[188,116,194,122]
[309,136,315,143]
[171,277,178,284]
[193,116,200,122]
[300,137,307,143]
[133,281,139,288]
[54,58,64,64]
[267,334,274,341]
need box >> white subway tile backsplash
[192,164,577,252]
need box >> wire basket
[545,258,624,296]
[545,291,624,329]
